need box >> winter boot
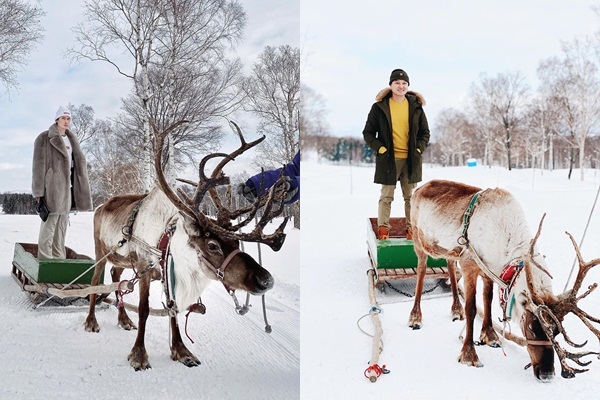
[378,226,389,240]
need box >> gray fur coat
[32,124,93,214]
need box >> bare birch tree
[68,0,246,190]
[482,71,529,170]
[538,37,600,180]
[68,103,98,147]
[0,0,45,91]
[242,45,300,168]
[86,120,144,204]
[300,84,330,160]
[468,78,500,167]
[434,108,474,166]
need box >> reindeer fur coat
[362,89,430,185]
[32,124,92,214]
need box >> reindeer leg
[111,266,137,331]
[84,243,107,333]
[170,315,201,367]
[128,272,152,370]
[458,261,482,367]
[478,276,501,347]
[408,237,428,329]
[447,260,465,322]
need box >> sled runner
[366,217,448,292]
[11,242,111,306]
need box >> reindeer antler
[153,119,288,251]
[524,214,600,378]
[524,214,553,305]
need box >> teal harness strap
[458,191,483,245]
[169,257,176,300]
[122,198,144,239]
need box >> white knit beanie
[54,105,71,120]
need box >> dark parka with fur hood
[32,124,93,214]
[363,89,430,185]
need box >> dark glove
[237,182,256,203]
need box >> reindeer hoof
[128,347,151,370]
[409,322,422,330]
[84,318,100,333]
[181,356,201,368]
[118,320,138,331]
[458,355,483,368]
[171,346,201,367]
[451,309,465,322]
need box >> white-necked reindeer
[408,179,600,381]
[85,122,288,370]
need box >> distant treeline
[1,193,36,215]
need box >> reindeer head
[179,212,275,294]
[153,120,288,296]
[519,214,600,380]
[519,295,558,382]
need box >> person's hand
[237,183,256,203]
[35,197,40,203]
[378,146,387,154]
[284,186,298,203]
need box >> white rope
[466,245,507,289]
[563,182,600,291]
[34,244,121,309]
[364,269,384,382]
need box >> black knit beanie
[389,69,410,85]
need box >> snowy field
[0,212,299,400]
[3,157,600,400]
[301,155,600,400]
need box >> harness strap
[200,248,242,281]
[122,199,144,238]
[458,190,509,288]
[466,245,507,289]
[458,191,483,245]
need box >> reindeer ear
[179,211,204,237]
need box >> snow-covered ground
[301,155,600,400]
[0,212,299,400]
[4,157,600,400]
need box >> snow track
[0,213,299,400]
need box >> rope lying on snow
[358,269,391,382]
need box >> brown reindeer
[408,179,600,381]
[84,121,288,370]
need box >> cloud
[0,162,23,171]
[0,0,299,192]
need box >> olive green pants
[377,158,415,230]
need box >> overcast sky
[301,0,600,140]
[0,0,299,192]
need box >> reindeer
[408,179,600,381]
[84,122,288,370]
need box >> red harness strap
[499,260,524,319]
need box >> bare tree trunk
[568,147,575,180]
[505,126,512,171]
[579,135,586,181]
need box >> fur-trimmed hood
[375,88,426,105]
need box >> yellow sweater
[389,97,409,158]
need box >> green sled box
[367,218,447,269]
[13,243,100,284]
